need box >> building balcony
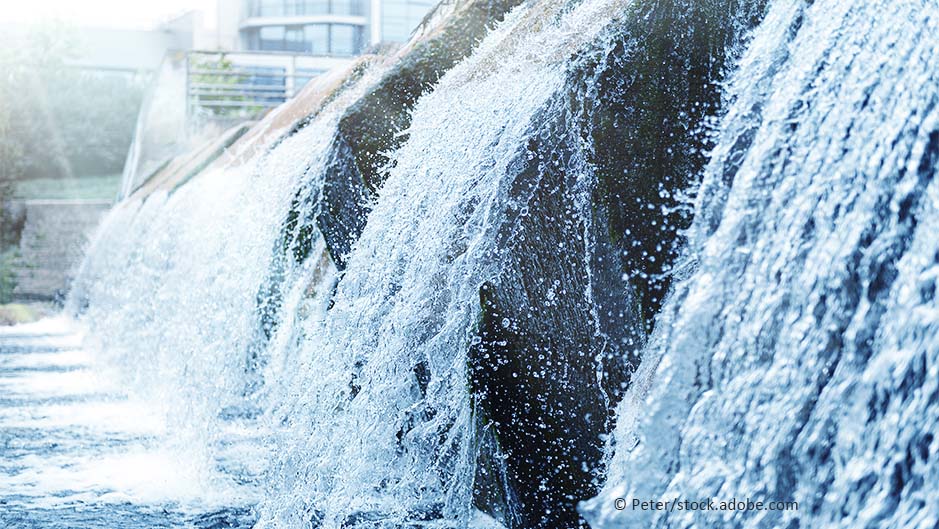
[239,0,367,56]
[244,0,366,18]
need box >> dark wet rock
[248,0,770,526]
[252,0,528,371]
[572,0,769,327]
[472,418,521,527]
[468,100,642,529]
[317,0,527,269]
[467,1,769,527]
[316,135,372,269]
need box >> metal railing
[184,50,351,116]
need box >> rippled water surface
[0,319,265,529]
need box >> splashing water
[583,0,939,527]
[253,0,644,526]
[4,0,938,528]
[45,64,388,524]
[0,318,259,528]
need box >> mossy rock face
[0,199,26,249]
[255,181,319,342]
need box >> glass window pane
[302,1,329,15]
[285,26,306,52]
[330,0,361,16]
[329,25,357,56]
[305,24,330,55]
[243,28,259,49]
[257,0,285,16]
[259,25,286,50]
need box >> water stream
[3,0,938,528]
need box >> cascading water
[55,63,389,522]
[253,1,653,526]
[583,0,939,527]
[4,0,938,528]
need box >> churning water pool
[0,318,264,529]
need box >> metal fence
[185,50,347,116]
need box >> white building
[116,0,438,195]
[213,0,437,57]
[14,0,438,76]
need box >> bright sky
[0,0,218,29]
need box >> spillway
[2,0,937,528]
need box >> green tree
[0,22,146,182]
[1,22,146,301]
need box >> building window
[251,0,284,16]
[330,0,360,16]
[284,26,307,51]
[304,25,330,54]
[244,24,363,55]
[247,0,362,17]
[329,25,357,56]
[258,26,286,50]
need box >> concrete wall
[10,200,110,302]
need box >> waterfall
[34,0,938,527]
[254,0,647,526]
[68,62,388,485]
[583,0,939,527]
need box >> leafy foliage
[0,23,146,182]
